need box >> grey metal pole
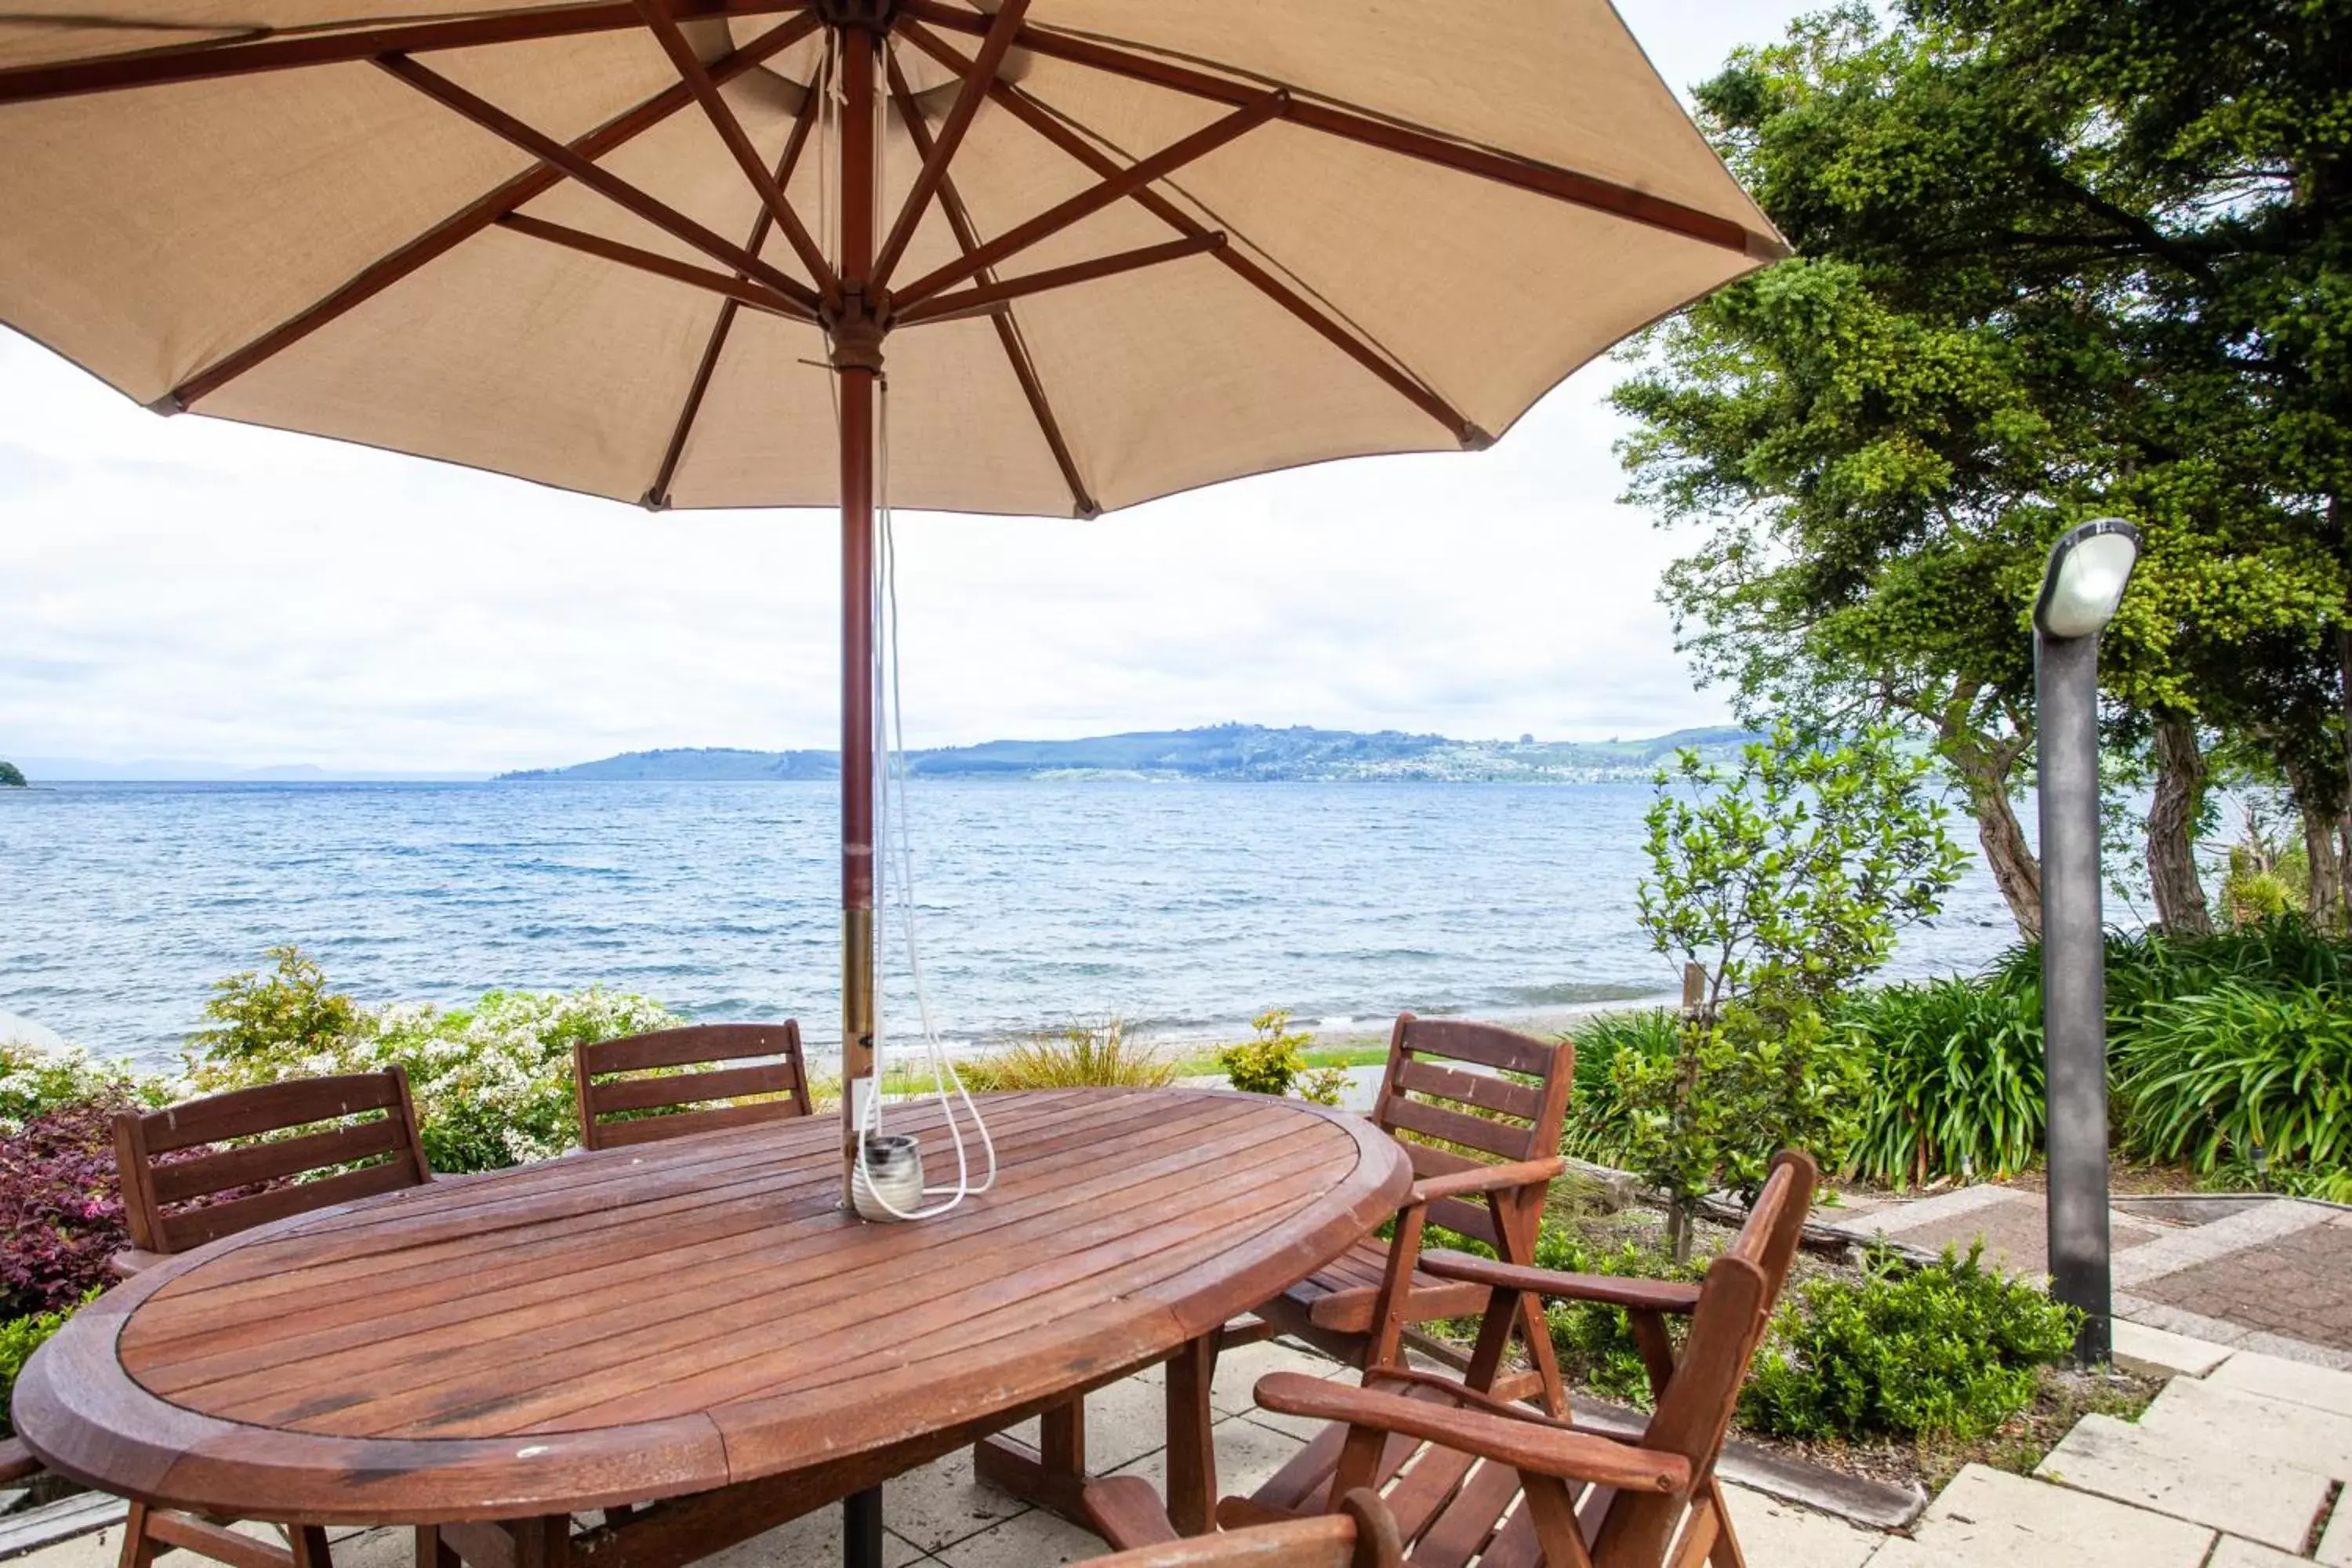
[2037,627,2112,1367]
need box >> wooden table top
[17,1088,1406,1525]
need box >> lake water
[1,780,2027,1072]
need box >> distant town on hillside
[496,724,1766,785]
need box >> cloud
[0,1,1813,774]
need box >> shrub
[1219,1010,1313,1097]
[2,1042,169,1132]
[2115,981,2352,1185]
[1558,1010,1675,1163]
[964,1018,1174,1091]
[1534,1232,1708,1408]
[0,1099,133,1317]
[1842,976,2045,1188]
[0,760,25,787]
[1740,1243,2079,1442]
[1296,1065,1352,1106]
[0,1291,93,1437]
[188,967,681,1172]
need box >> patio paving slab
[1864,1187,2165,1277]
[1716,1483,1880,1568]
[2139,1374,2352,1479]
[2211,1537,2319,1567]
[2206,1348,2352,1418]
[2322,1497,2352,1568]
[2131,1213,2352,1352]
[2111,1318,2235,1377]
[1860,1463,2212,1568]
[2033,1412,2333,1551]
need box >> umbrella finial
[145,390,185,418]
[1460,425,1494,452]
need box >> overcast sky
[0,2,1818,775]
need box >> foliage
[1219,1010,1316,1098]
[0,1290,94,1439]
[0,760,25,787]
[1533,1232,1709,1409]
[1296,1065,1352,1107]
[187,945,365,1073]
[2116,982,2352,1188]
[1618,725,1962,1248]
[1841,977,2045,1187]
[964,1018,1174,1092]
[1741,1243,2080,1441]
[1558,1010,1679,1163]
[0,1099,133,1317]
[187,958,680,1172]
[2,1042,169,1132]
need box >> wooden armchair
[78,1069,438,1568]
[1106,1152,1820,1568]
[1086,1484,1403,1566]
[1242,1014,1574,1411]
[572,1022,811,1151]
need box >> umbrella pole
[833,17,884,1206]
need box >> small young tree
[185,945,365,1076]
[1620,724,1965,1258]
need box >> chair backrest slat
[1370,1014,1574,1168]
[573,1022,811,1152]
[115,1067,433,1254]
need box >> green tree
[0,761,25,787]
[1615,4,2351,936]
[1618,724,1965,1258]
[186,945,363,1069]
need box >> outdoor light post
[2034,517,2142,1367]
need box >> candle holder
[851,1132,925,1222]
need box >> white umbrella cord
[854,325,997,1221]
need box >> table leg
[971,1394,1091,1524]
[1163,1334,1219,1537]
[842,1486,884,1568]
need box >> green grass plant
[1842,976,2045,1188]
[2114,980,2352,1186]
[960,1018,1174,1091]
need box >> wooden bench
[572,1022,811,1150]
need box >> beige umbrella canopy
[0,0,1784,1184]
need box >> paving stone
[2321,1494,2352,1568]
[1109,1414,1308,1504]
[2111,1319,2234,1377]
[1860,1464,2212,1568]
[930,1506,1105,1568]
[2113,1200,2336,1290]
[1208,1337,1347,1420]
[2209,1537,2316,1567]
[875,1446,1032,1555]
[2140,1374,2352,1479]
[2034,1414,2332,1551]
[692,1506,931,1567]
[2208,1351,2352,1417]
[1715,1483,1879,1568]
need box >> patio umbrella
[0,0,1785,1199]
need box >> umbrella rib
[868,0,1030,294]
[168,13,818,411]
[892,233,1227,327]
[896,0,1784,260]
[631,0,840,309]
[886,88,1285,313]
[495,212,815,320]
[0,1,811,107]
[898,20,1477,446]
[885,49,1097,519]
[647,57,828,511]
[377,55,821,316]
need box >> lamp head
[2035,518,2141,639]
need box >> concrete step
[2139,1375,2352,1480]
[2207,1351,2352,1420]
[1862,1463,2212,1568]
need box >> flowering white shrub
[184,952,680,1171]
[1,1042,169,1132]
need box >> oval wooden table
[18,1087,1407,1567]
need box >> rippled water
[1,780,2026,1070]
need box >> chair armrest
[108,1247,169,1279]
[1083,1475,1181,1551]
[0,1436,42,1486]
[1407,1156,1564,1207]
[1254,1373,1690,1495]
[1419,1250,1704,1314]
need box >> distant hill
[497,724,1765,784]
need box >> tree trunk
[2282,753,2347,931]
[1948,742,2042,938]
[2147,714,2214,936]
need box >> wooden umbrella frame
[0,0,1784,1203]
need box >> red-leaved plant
[0,1099,133,1317]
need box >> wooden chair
[1086,1483,1403,1566]
[572,1022,811,1151]
[1240,1014,1575,1411]
[89,1069,438,1568]
[114,1067,434,1273]
[1106,1152,1820,1568]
